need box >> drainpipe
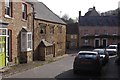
[78,11,81,50]
[30,3,35,61]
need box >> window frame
[71,35,77,39]
[5,0,12,18]
[27,32,32,51]
[22,3,27,20]
[40,26,46,34]
[50,27,54,34]
[21,32,32,52]
[58,26,62,33]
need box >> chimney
[79,11,81,17]
[93,6,95,10]
[79,11,81,23]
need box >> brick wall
[79,26,119,47]
[1,1,33,65]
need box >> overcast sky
[38,0,120,19]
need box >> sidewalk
[66,49,79,54]
[1,54,68,78]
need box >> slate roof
[40,39,53,47]
[84,9,100,16]
[79,16,119,26]
[32,2,66,24]
[66,23,78,34]
[84,7,100,16]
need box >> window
[21,32,32,52]
[22,3,27,20]
[84,39,89,45]
[71,35,77,39]
[84,30,88,36]
[95,30,99,36]
[71,42,76,47]
[112,30,117,35]
[50,27,54,34]
[40,26,46,34]
[58,25,62,33]
[39,23,46,34]
[103,30,108,35]
[5,0,12,17]
[27,33,32,50]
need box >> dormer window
[22,3,27,20]
[5,0,12,17]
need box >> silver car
[93,49,109,65]
[106,45,117,56]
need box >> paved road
[4,53,120,79]
[0,73,2,80]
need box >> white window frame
[27,32,32,51]
[21,32,32,52]
[5,0,12,18]
[22,3,27,20]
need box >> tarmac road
[3,53,120,79]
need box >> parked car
[73,51,102,74]
[106,45,117,56]
[93,49,109,65]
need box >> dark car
[93,49,109,65]
[73,51,102,74]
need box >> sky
[38,0,120,19]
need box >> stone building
[66,23,79,50]
[32,2,66,61]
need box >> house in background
[66,23,79,50]
[79,7,120,48]
[31,2,66,61]
[0,0,33,68]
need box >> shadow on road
[55,69,102,79]
[55,57,120,79]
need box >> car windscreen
[78,53,96,58]
[107,46,116,49]
[93,50,104,55]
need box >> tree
[62,14,69,21]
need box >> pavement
[1,54,69,78]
